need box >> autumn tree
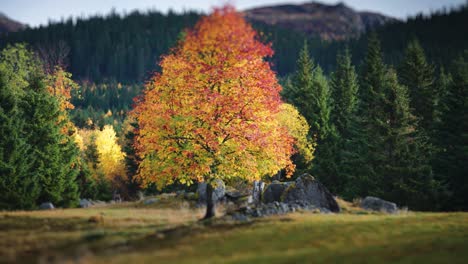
[133,6,296,218]
[95,125,126,189]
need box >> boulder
[251,180,265,205]
[39,202,54,210]
[183,192,197,201]
[143,198,159,205]
[79,199,92,208]
[361,196,398,214]
[197,179,225,204]
[282,173,340,213]
[261,180,292,204]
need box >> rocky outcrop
[251,180,265,205]
[244,2,398,40]
[229,201,332,221]
[197,179,225,204]
[361,196,398,214]
[79,199,92,208]
[261,180,293,204]
[282,174,340,213]
[230,173,340,220]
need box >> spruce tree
[381,69,439,209]
[0,71,40,210]
[23,76,80,207]
[435,52,468,210]
[329,48,359,193]
[123,119,141,199]
[330,48,359,138]
[283,41,337,187]
[345,35,440,209]
[344,34,388,198]
[399,39,436,132]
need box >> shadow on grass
[1,213,261,263]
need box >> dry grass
[1,197,467,264]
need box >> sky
[1,0,466,27]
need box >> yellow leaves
[74,132,85,151]
[95,125,126,181]
[278,103,315,163]
[133,6,297,189]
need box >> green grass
[1,199,467,264]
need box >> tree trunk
[203,182,215,219]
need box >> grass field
[1,197,467,264]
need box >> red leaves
[132,5,296,188]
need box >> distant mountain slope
[1,3,466,81]
[244,2,397,40]
[0,13,25,34]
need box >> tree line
[0,6,466,211]
[283,36,467,211]
[1,4,467,82]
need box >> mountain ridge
[244,1,398,40]
[0,12,25,34]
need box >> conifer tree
[330,48,359,138]
[329,48,359,193]
[381,69,439,209]
[282,41,315,123]
[0,71,40,209]
[344,34,388,197]
[399,39,436,131]
[0,44,81,208]
[435,52,468,210]
[345,35,440,209]
[23,76,80,207]
[283,41,338,187]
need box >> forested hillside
[0,3,466,211]
[1,4,467,82]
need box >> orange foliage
[46,66,78,111]
[133,6,297,189]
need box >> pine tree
[283,41,338,187]
[344,34,388,198]
[282,41,315,123]
[399,39,436,132]
[122,118,141,199]
[381,69,439,209]
[330,48,359,137]
[0,71,40,210]
[329,48,359,193]
[345,35,440,209]
[0,44,81,208]
[23,76,80,207]
[282,41,317,174]
[435,52,468,210]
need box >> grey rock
[143,198,159,205]
[282,173,340,213]
[39,202,54,210]
[183,192,196,200]
[197,179,225,204]
[231,213,249,222]
[261,181,292,204]
[252,180,265,205]
[79,199,92,208]
[361,196,398,214]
